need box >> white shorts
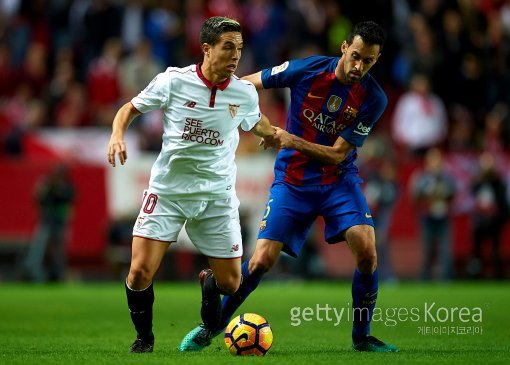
[132,190,243,258]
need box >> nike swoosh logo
[307,92,323,99]
[365,213,372,218]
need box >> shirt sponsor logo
[228,103,240,118]
[353,121,371,136]
[230,244,240,252]
[182,118,224,146]
[302,108,346,135]
[271,61,289,75]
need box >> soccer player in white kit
[107,16,276,353]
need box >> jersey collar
[196,63,231,91]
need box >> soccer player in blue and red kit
[180,21,398,352]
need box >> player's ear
[341,41,347,55]
[202,43,210,56]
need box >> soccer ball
[224,313,273,356]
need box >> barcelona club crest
[327,95,342,112]
[343,105,358,121]
[229,103,240,118]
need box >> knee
[249,254,276,276]
[127,264,154,289]
[216,273,242,295]
[347,225,378,274]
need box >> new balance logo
[183,101,197,108]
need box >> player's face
[206,31,243,80]
[339,35,381,84]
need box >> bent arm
[107,102,141,167]
[290,134,354,165]
[242,71,264,90]
[269,129,354,165]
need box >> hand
[107,135,127,167]
[260,127,293,150]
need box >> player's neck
[200,62,228,85]
[335,58,348,85]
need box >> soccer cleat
[129,337,154,353]
[352,335,399,352]
[178,323,225,352]
[199,269,222,330]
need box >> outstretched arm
[107,102,141,167]
[242,72,264,90]
[251,113,276,138]
[265,127,354,165]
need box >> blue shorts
[257,174,374,257]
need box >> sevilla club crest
[229,103,240,118]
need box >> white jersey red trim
[131,64,261,200]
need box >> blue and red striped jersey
[261,56,387,186]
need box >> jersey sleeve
[340,88,387,147]
[239,81,262,132]
[260,59,307,89]
[131,70,170,113]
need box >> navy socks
[352,268,378,342]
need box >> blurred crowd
[0,0,509,155]
[1,0,509,281]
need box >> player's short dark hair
[347,21,386,49]
[199,16,242,46]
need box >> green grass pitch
[1,281,508,364]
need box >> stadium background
[0,0,509,282]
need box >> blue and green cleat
[178,324,224,352]
[352,335,399,352]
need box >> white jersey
[131,64,261,200]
